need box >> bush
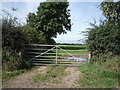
[86,20,120,57]
[2,49,32,71]
[2,17,28,53]
[2,17,32,71]
[2,49,21,71]
[2,12,56,72]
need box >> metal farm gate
[23,44,90,66]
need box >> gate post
[88,52,91,63]
[56,45,58,64]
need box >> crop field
[47,45,88,57]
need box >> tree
[86,1,120,59]
[12,7,17,12]
[27,2,71,38]
[22,25,56,44]
[100,1,120,21]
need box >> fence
[23,44,90,66]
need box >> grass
[2,69,27,81]
[2,66,38,81]
[32,65,67,83]
[56,50,88,54]
[77,56,120,88]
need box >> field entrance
[24,44,90,66]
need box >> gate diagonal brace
[30,46,56,61]
[57,46,78,62]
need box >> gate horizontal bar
[25,55,88,59]
[32,59,71,61]
[25,48,52,51]
[43,53,88,55]
[34,56,81,58]
[31,59,78,61]
[26,56,88,60]
[26,44,55,47]
[26,44,86,47]
[32,63,83,66]
[31,61,80,64]
[25,52,88,55]
[31,61,55,63]
[25,49,87,51]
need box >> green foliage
[3,69,27,81]
[2,50,21,71]
[2,66,39,81]
[78,56,119,88]
[86,20,120,56]
[100,1,120,21]
[86,1,120,57]
[22,25,56,44]
[27,2,71,38]
[2,49,32,71]
[77,1,120,88]
[2,17,32,71]
[22,25,48,44]
[26,13,36,28]
[2,17,28,52]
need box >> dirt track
[3,66,81,88]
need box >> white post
[56,45,57,64]
[88,52,91,63]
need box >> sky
[1,1,106,44]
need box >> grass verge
[2,66,38,82]
[78,56,120,88]
[32,65,67,83]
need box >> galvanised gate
[23,44,90,66]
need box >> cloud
[1,1,41,24]
[1,0,119,2]
[1,2,105,44]
[1,0,45,2]
[24,2,40,13]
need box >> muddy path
[3,66,81,88]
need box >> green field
[55,50,88,54]
[47,45,88,58]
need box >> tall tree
[27,2,71,38]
